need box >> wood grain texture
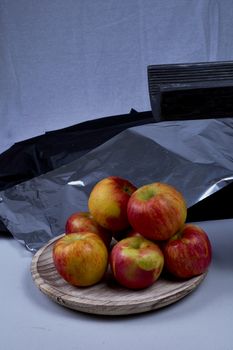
[31,234,207,316]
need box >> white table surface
[1,218,233,350]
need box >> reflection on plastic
[0,118,233,252]
[198,176,233,201]
[68,180,85,187]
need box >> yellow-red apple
[110,236,164,289]
[65,211,112,248]
[88,176,137,232]
[53,232,108,287]
[163,224,212,279]
[127,182,187,241]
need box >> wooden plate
[31,235,207,316]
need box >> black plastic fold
[0,109,154,235]
[0,118,233,251]
[0,109,154,192]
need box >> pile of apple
[53,176,212,290]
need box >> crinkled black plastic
[0,118,232,252]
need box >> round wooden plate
[31,234,207,316]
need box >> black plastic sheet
[0,118,232,252]
[0,109,154,191]
[1,61,233,251]
[0,109,155,235]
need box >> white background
[1,0,233,153]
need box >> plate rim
[31,234,207,315]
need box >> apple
[110,236,164,289]
[88,176,137,232]
[125,229,167,254]
[163,224,212,279]
[127,182,187,241]
[53,232,108,287]
[65,211,112,248]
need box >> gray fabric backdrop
[0,0,233,154]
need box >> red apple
[65,211,112,248]
[88,176,137,232]
[53,232,108,287]
[127,182,187,241]
[110,236,164,289]
[163,224,212,279]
